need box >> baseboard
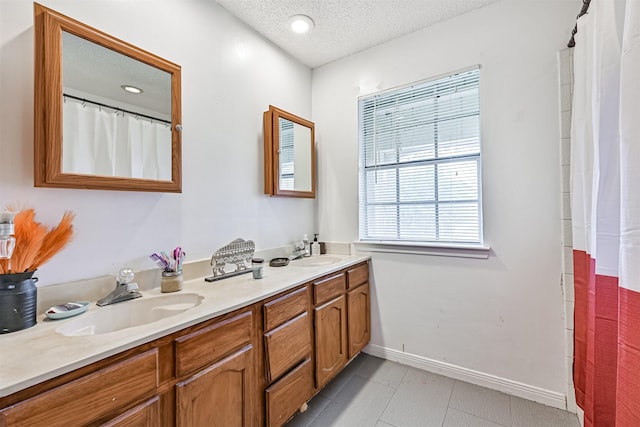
[363,344,567,410]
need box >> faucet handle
[117,268,135,285]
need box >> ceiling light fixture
[121,85,143,94]
[288,15,314,34]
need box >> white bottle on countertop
[311,234,320,256]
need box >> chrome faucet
[97,268,142,307]
[289,241,308,260]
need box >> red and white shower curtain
[571,1,640,426]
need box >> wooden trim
[264,110,274,194]
[33,3,182,193]
[263,105,316,198]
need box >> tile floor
[286,354,580,427]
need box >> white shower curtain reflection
[63,99,172,180]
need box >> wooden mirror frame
[34,3,182,192]
[263,105,316,198]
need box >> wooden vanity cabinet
[0,260,371,427]
[262,285,314,427]
[312,262,370,388]
[262,261,371,424]
[0,306,260,427]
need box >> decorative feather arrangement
[29,211,74,271]
[0,209,75,274]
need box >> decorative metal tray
[205,238,255,282]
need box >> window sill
[352,240,491,259]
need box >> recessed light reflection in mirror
[121,85,143,94]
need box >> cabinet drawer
[102,396,160,427]
[313,273,346,305]
[0,349,158,427]
[346,262,369,290]
[175,310,252,377]
[265,358,313,427]
[263,286,308,331]
[264,311,311,383]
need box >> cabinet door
[348,282,371,359]
[314,295,347,387]
[101,397,160,427]
[176,345,255,427]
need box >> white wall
[312,0,577,398]
[0,0,315,286]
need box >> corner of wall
[558,47,577,414]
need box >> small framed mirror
[264,105,316,198]
[34,4,182,192]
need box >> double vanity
[11,5,358,426]
[0,254,371,426]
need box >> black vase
[0,271,38,333]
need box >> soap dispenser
[311,234,321,257]
[303,234,310,257]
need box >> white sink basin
[56,293,203,336]
[291,256,342,267]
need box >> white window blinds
[279,118,295,190]
[358,68,483,244]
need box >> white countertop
[0,254,369,398]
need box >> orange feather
[30,211,75,271]
[10,209,47,273]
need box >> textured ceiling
[214,0,502,68]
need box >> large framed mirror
[264,105,316,198]
[34,3,182,192]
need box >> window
[279,118,295,190]
[358,68,483,245]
